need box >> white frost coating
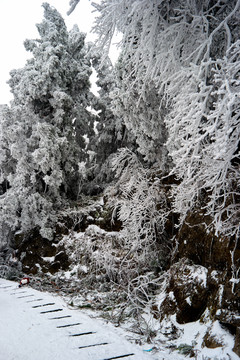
[79,264,88,274]
[185,297,192,306]
[42,256,55,262]
[180,265,208,288]
[0,4,95,241]
[85,224,107,235]
[93,0,240,239]
[168,291,175,301]
[210,270,219,281]
[218,284,224,307]
[188,265,208,288]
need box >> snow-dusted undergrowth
[30,223,238,360]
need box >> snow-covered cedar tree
[91,0,240,238]
[0,3,96,240]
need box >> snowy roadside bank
[0,276,238,360]
[0,278,168,360]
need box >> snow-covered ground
[0,278,163,360]
[0,278,238,360]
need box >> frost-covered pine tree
[91,0,240,238]
[0,3,95,240]
[87,52,136,185]
[91,0,172,168]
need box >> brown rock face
[159,259,209,324]
[14,229,70,275]
[174,212,235,271]
[170,211,240,355]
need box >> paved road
[0,279,156,360]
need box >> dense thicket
[0,2,239,352]
[0,0,239,249]
[92,0,240,239]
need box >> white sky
[0,0,118,105]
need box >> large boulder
[158,259,209,324]
[155,207,240,356]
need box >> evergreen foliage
[0,1,239,349]
[0,3,95,240]
[0,0,238,267]
[87,52,136,186]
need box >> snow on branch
[108,149,169,255]
[67,0,81,15]
[67,1,240,239]
[169,39,240,238]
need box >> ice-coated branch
[67,0,81,15]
